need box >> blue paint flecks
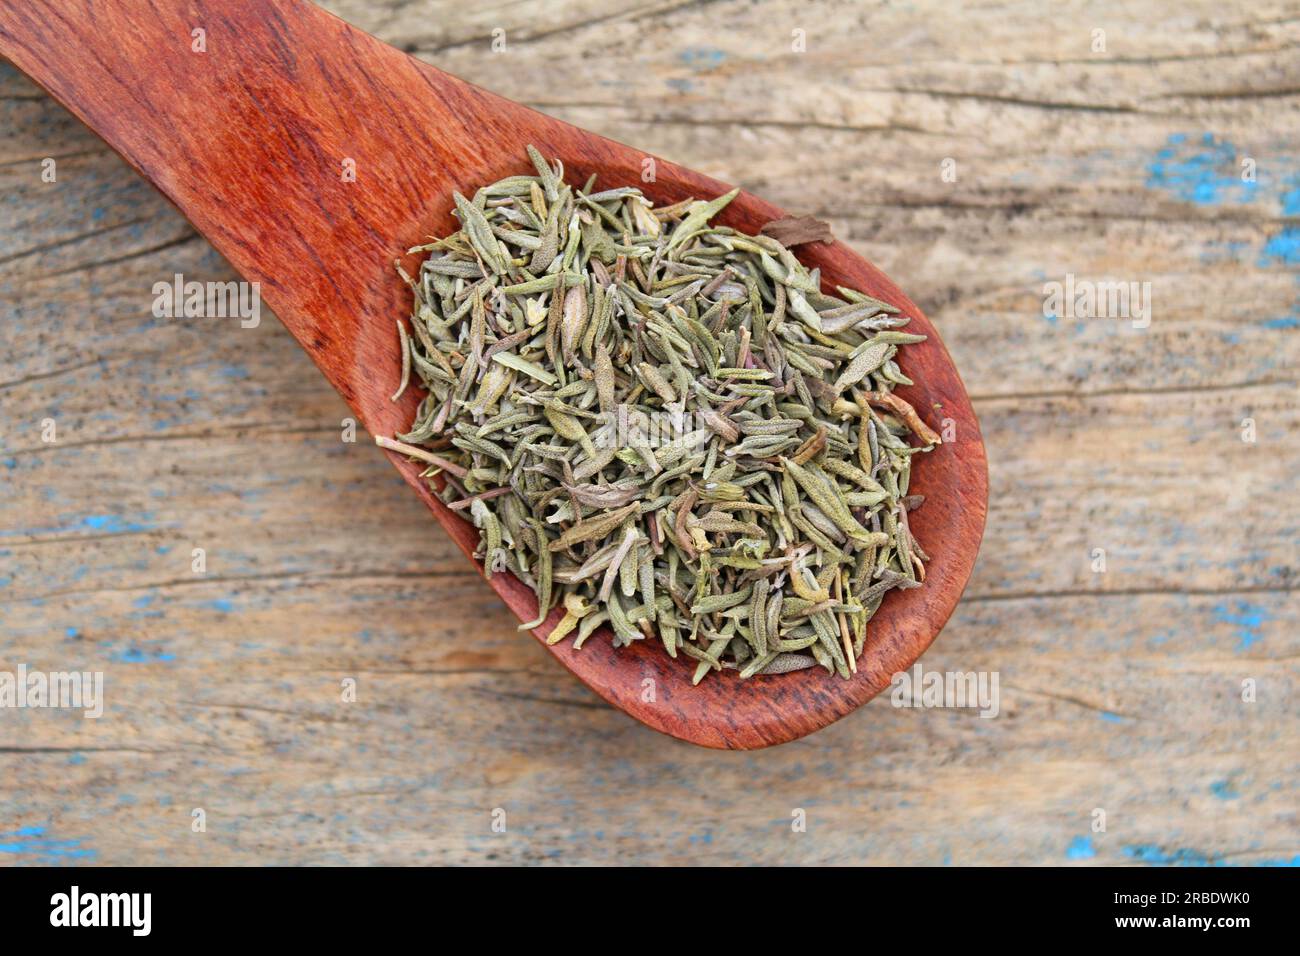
[1209,779,1240,800]
[1199,239,1250,265]
[83,515,132,531]
[1259,316,1298,329]
[1147,136,1300,267]
[1098,711,1127,724]
[222,363,250,380]
[1124,844,1213,866]
[0,512,161,539]
[109,643,176,664]
[1121,845,1298,867]
[1066,835,1097,860]
[205,598,235,613]
[1213,601,1270,650]
[1259,227,1300,266]
[679,47,726,70]
[1146,134,1257,207]
[0,826,98,862]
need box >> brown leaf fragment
[760,215,835,247]
[862,390,942,446]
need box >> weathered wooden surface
[1,0,1296,865]
[0,0,991,751]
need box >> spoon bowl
[0,0,987,748]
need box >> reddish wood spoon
[0,0,988,748]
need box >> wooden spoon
[0,0,988,748]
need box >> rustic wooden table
[2,0,1296,866]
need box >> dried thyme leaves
[383,147,940,683]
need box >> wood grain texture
[1,0,1297,862]
[0,0,987,749]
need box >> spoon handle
[0,0,515,412]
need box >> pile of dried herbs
[382,147,940,683]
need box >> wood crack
[968,379,1297,403]
[41,230,200,277]
[867,87,1160,115]
[965,584,1297,603]
[3,423,335,458]
[0,146,103,169]
[472,687,608,711]
[0,216,148,267]
[0,567,476,603]
[0,745,178,755]
[417,0,710,54]
[0,357,106,392]
[1002,683,1136,720]
[1154,86,1300,100]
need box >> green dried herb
[383,148,940,683]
